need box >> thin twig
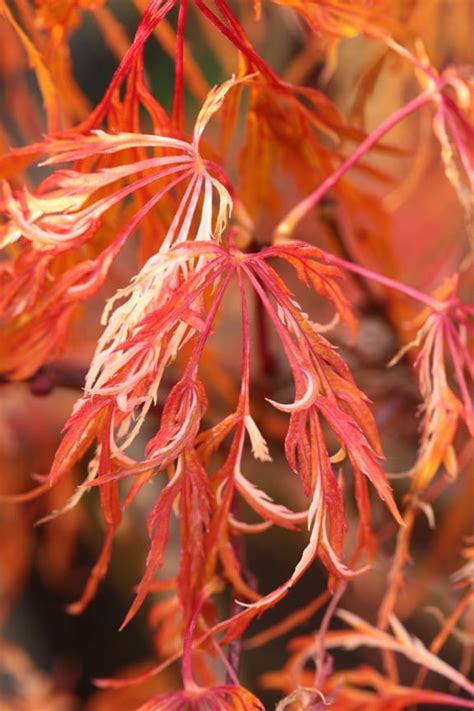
[0,362,88,395]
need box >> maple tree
[0,0,473,709]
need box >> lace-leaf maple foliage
[0,0,473,708]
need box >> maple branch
[0,360,182,404]
[226,276,258,683]
[414,588,474,690]
[225,519,258,684]
[0,361,88,395]
[314,582,346,690]
[377,507,417,682]
[327,254,444,310]
[171,0,188,129]
[274,80,448,242]
[193,0,279,83]
[376,438,474,681]
[254,290,278,386]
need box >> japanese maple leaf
[0,80,234,379]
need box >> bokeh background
[0,1,473,708]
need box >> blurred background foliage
[0,1,473,709]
